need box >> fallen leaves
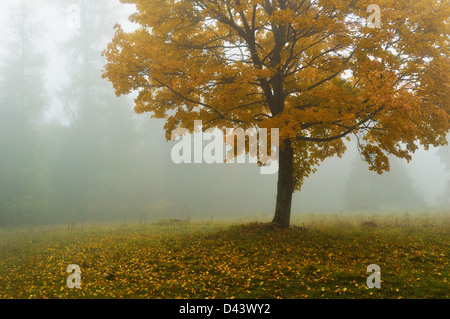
[0,218,448,299]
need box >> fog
[0,0,449,228]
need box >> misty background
[0,0,448,228]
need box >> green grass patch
[0,212,448,299]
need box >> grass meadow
[0,212,448,299]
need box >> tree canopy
[103,0,450,227]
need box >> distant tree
[47,0,143,223]
[437,135,450,207]
[103,0,450,227]
[344,153,426,211]
[0,0,51,227]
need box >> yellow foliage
[103,0,450,190]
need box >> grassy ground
[0,212,448,299]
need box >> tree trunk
[272,139,294,228]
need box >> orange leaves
[269,8,296,25]
[102,0,450,193]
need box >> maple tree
[103,0,449,228]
